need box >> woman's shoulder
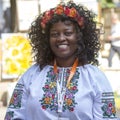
[82,64,112,91]
[26,63,40,73]
[22,63,40,75]
[79,64,101,73]
[82,64,103,72]
[19,63,40,80]
[82,64,107,80]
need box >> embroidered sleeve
[93,90,119,120]
[4,81,26,120]
[4,64,39,120]
[8,83,24,109]
[92,69,119,120]
[101,92,117,119]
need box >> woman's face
[49,21,78,60]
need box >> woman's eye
[65,32,72,36]
[50,33,59,37]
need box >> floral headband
[40,4,84,29]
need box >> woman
[5,1,118,120]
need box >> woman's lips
[57,44,68,49]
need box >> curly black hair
[28,1,101,69]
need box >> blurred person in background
[4,1,119,120]
[107,13,120,67]
[3,7,12,33]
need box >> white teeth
[58,45,68,49]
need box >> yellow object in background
[2,34,32,79]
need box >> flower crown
[40,4,84,29]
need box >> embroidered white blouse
[5,64,119,120]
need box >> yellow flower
[12,49,19,56]
[44,97,51,104]
[21,43,31,53]
[112,107,116,113]
[8,62,19,74]
[50,82,56,88]
[9,97,14,104]
[67,83,73,90]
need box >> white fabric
[5,64,119,120]
[111,22,120,47]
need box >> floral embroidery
[4,111,14,120]
[40,68,79,112]
[102,92,114,97]
[16,83,24,88]
[101,92,116,118]
[8,83,24,109]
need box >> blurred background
[0,0,120,119]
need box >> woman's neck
[55,57,78,67]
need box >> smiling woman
[49,21,78,66]
[4,1,119,120]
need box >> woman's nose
[58,33,65,41]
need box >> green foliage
[100,0,115,8]
[106,0,113,2]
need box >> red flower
[14,93,18,97]
[45,85,49,89]
[108,103,113,107]
[70,107,74,111]
[49,9,54,16]
[64,7,70,15]
[42,105,46,110]
[64,95,67,99]
[68,7,77,18]
[52,94,55,99]
[72,86,77,90]
[44,11,51,21]
[55,5,64,14]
